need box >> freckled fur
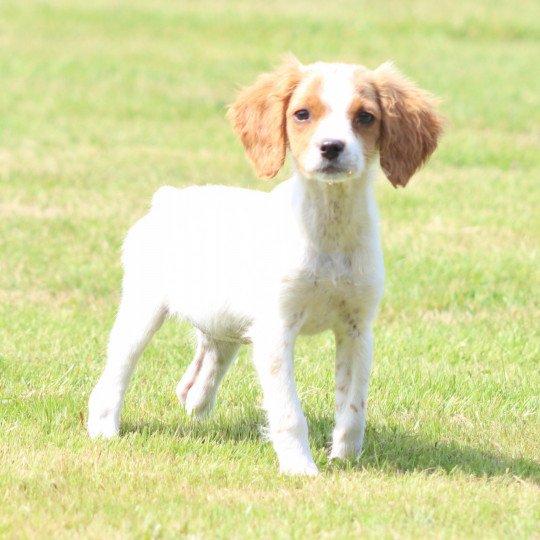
[88,57,442,476]
[269,357,282,376]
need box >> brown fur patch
[269,357,281,376]
[286,76,326,175]
[349,72,382,162]
[350,404,359,413]
[227,56,302,179]
[370,64,443,187]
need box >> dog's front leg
[252,327,318,476]
[330,328,373,460]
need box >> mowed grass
[1,0,539,538]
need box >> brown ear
[227,56,302,179]
[372,63,443,187]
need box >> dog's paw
[329,440,361,461]
[279,455,319,476]
[87,412,120,439]
[87,387,121,439]
[176,376,215,418]
[184,387,215,420]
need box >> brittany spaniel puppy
[88,57,442,475]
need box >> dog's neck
[291,163,379,254]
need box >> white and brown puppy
[88,57,442,475]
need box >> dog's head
[228,56,443,187]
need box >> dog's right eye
[293,109,310,122]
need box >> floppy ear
[372,63,443,187]
[227,56,302,179]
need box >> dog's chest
[286,249,384,336]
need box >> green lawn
[1,0,539,538]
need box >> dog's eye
[355,111,375,125]
[293,109,310,122]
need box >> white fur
[301,64,365,181]
[88,63,386,476]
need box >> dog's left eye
[293,109,310,121]
[355,111,375,125]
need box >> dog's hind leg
[175,330,207,407]
[176,332,240,419]
[88,287,166,439]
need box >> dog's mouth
[315,164,354,180]
[321,165,344,174]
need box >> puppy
[88,57,442,475]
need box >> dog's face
[286,63,381,183]
[228,57,443,187]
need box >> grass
[1,0,539,538]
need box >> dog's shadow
[310,414,540,482]
[122,411,539,483]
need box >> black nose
[320,139,345,161]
